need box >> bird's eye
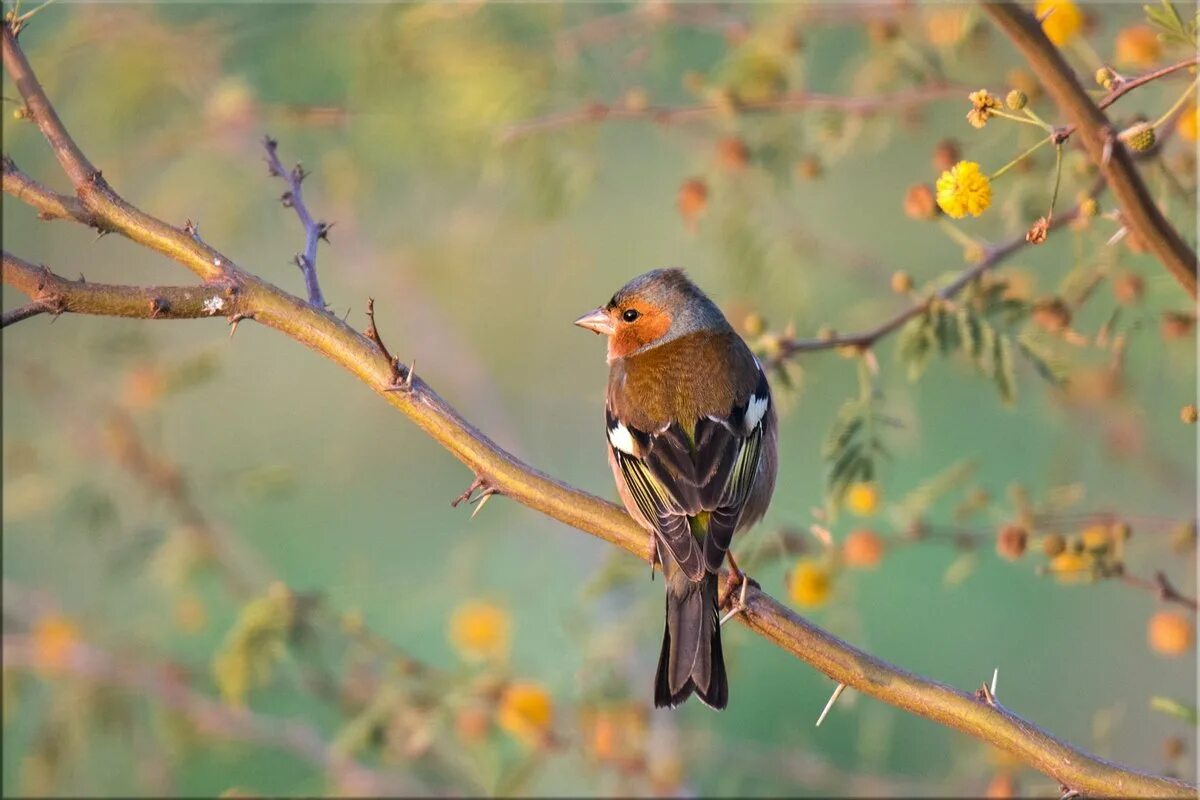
[622,309,640,323]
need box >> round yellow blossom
[32,614,81,672]
[788,559,832,608]
[448,600,510,663]
[936,161,992,219]
[1035,0,1083,46]
[1177,104,1198,143]
[497,682,553,747]
[845,481,881,516]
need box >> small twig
[262,135,330,309]
[774,186,1099,360]
[1,300,48,327]
[499,83,966,143]
[1117,569,1199,612]
[451,476,486,508]
[1057,56,1200,144]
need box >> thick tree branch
[981,2,1197,298]
[3,252,242,323]
[2,20,1194,799]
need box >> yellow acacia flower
[788,559,832,608]
[845,481,881,516]
[448,600,510,663]
[1035,0,1083,46]
[936,161,992,219]
[497,682,553,747]
[966,89,1000,129]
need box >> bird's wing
[607,365,772,580]
[698,365,771,572]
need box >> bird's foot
[648,534,660,580]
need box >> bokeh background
[3,2,1197,796]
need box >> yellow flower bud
[1005,90,1027,110]
[1120,122,1156,152]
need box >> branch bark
[3,252,242,323]
[2,21,1194,799]
[981,2,1198,298]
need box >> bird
[574,268,778,709]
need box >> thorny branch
[772,194,1093,360]
[2,20,1195,799]
[981,1,1197,298]
[262,136,331,309]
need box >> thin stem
[1047,142,1064,221]
[1151,76,1200,130]
[991,134,1053,180]
[990,108,1051,128]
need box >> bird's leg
[719,551,753,626]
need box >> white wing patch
[744,392,769,433]
[608,421,637,455]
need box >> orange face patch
[609,307,672,359]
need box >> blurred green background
[3,2,1196,796]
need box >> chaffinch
[575,268,778,710]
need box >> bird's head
[574,268,729,360]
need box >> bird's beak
[573,307,615,336]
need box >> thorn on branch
[815,682,847,727]
[364,297,403,385]
[451,475,499,518]
[227,312,249,339]
[974,670,1001,708]
[316,221,334,242]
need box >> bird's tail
[654,565,727,710]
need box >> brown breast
[607,330,758,433]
